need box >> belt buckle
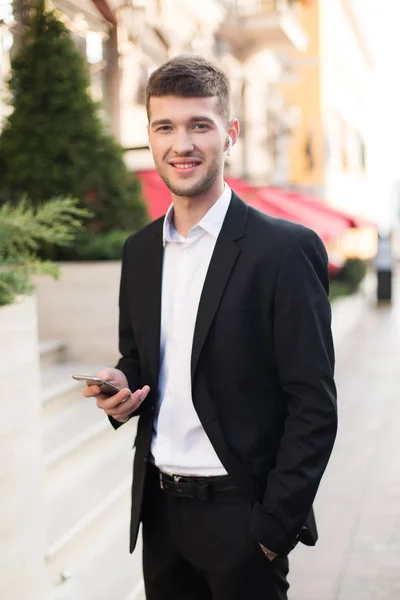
[159,471,182,490]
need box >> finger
[127,386,149,408]
[141,385,151,398]
[131,385,150,403]
[107,385,150,418]
[83,384,102,398]
[98,388,132,410]
[107,391,140,415]
[95,393,109,406]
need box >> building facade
[108,0,310,184]
[1,0,310,188]
[216,0,308,184]
[280,0,374,221]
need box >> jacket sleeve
[249,228,338,554]
[109,238,144,430]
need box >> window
[136,64,149,105]
[340,119,349,171]
[304,131,315,172]
[357,132,367,170]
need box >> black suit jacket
[110,192,337,555]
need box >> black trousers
[141,464,289,600]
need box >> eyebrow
[150,116,216,129]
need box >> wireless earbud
[226,136,233,156]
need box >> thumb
[97,368,114,381]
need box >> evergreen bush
[335,258,368,292]
[54,229,130,261]
[0,2,148,242]
[0,196,89,306]
[329,258,368,301]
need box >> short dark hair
[146,55,231,124]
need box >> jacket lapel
[191,194,248,379]
[138,220,164,385]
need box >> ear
[226,118,239,152]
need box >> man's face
[148,95,235,198]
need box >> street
[289,274,400,600]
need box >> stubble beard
[156,154,223,198]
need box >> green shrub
[329,280,353,302]
[53,230,130,261]
[0,196,90,306]
[335,258,368,292]
[0,2,148,234]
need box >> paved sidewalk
[289,273,400,600]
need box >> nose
[171,128,195,155]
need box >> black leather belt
[158,469,237,501]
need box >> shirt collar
[163,183,232,246]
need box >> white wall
[35,262,122,365]
[0,297,51,600]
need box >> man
[84,55,337,600]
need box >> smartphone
[72,375,121,396]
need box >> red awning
[136,169,374,244]
[136,170,355,274]
[273,188,376,230]
[224,176,255,199]
[137,170,172,220]
[254,188,351,244]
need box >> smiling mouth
[173,163,198,169]
[168,160,202,170]
[170,162,200,169]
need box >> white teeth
[173,163,198,169]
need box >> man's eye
[157,126,171,132]
[193,124,209,130]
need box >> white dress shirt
[150,184,232,476]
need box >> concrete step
[42,387,105,461]
[45,417,137,550]
[41,359,143,596]
[48,487,143,594]
[40,339,68,369]
[41,361,103,407]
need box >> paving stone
[289,275,400,600]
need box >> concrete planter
[0,296,50,600]
[35,261,122,364]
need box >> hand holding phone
[76,368,150,423]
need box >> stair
[40,339,68,368]
[40,340,144,599]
